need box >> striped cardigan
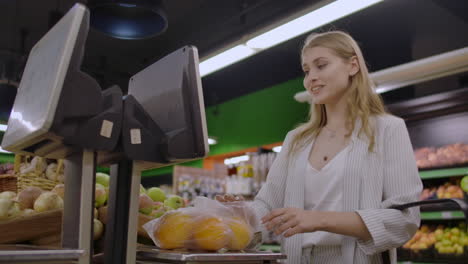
[251,114,423,264]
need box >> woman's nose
[305,72,317,86]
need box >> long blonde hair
[290,31,386,154]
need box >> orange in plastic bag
[227,217,252,250]
[193,216,230,250]
[143,196,258,251]
[153,211,194,249]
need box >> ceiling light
[224,155,249,165]
[272,146,282,153]
[246,0,383,50]
[0,147,11,153]
[208,137,217,145]
[199,45,255,77]
[0,124,7,132]
[89,0,168,40]
[294,46,468,102]
[200,0,383,77]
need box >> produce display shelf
[0,245,84,264]
[421,210,465,220]
[398,262,440,264]
[419,167,468,180]
[398,257,467,264]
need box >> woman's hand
[215,194,244,203]
[261,208,322,238]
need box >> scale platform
[136,245,286,264]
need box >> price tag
[100,120,113,138]
[441,211,452,219]
[130,128,142,144]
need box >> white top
[302,143,349,248]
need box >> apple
[96,173,110,187]
[94,219,104,240]
[147,187,166,202]
[461,175,468,192]
[139,194,153,215]
[163,195,184,210]
[455,244,464,255]
[441,239,451,247]
[150,205,171,219]
[450,235,459,244]
[153,201,163,210]
[95,183,107,208]
[451,227,460,235]
[461,236,468,246]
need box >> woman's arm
[262,208,372,241]
[355,117,422,255]
[247,131,294,238]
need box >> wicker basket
[15,155,63,192]
[0,174,17,192]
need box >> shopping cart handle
[390,198,468,221]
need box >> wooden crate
[0,209,62,245]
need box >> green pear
[163,195,184,210]
[150,205,170,219]
[147,187,166,202]
[461,175,468,192]
[96,173,110,187]
[95,183,107,208]
[139,194,153,215]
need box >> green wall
[142,77,309,176]
[205,77,308,155]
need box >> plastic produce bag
[143,196,260,251]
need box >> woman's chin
[311,95,328,105]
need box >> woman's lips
[310,85,324,95]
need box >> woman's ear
[348,56,359,76]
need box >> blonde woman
[220,31,422,263]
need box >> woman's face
[302,46,358,105]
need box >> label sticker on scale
[130,129,142,144]
[100,120,113,138]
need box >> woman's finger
[283,225,301,238]
[262,208,287,223]
[265,213,288,231]
[274,217,297,235]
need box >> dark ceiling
[0,0,468,117]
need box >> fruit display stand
[0,209,62,246]
[136,246,286,264]
[387,87,468,264]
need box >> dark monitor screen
[1,3,90,156]
[125,46,209,168]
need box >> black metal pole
[103,158,133,264]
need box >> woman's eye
[317,64,327,69]
[303,70,309,75]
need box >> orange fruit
[154,212,193,249]
[227,217,253,250]
[193,216,230,251]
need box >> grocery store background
[0,0,468,262]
